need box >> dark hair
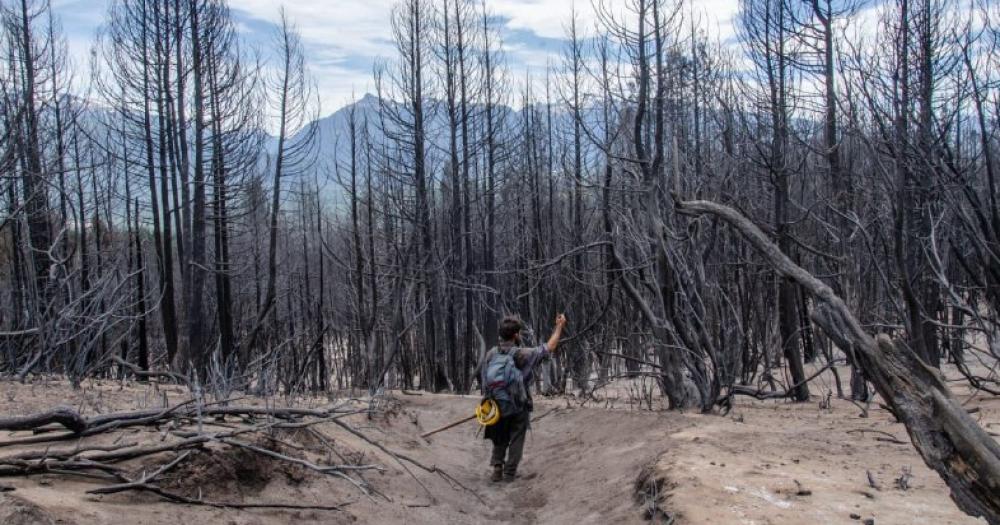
[498,316,523,342]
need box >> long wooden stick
[419,414,475,439]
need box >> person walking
[478,313,567,482]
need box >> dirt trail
[405,394,684,524]
[0,382,682,525]
[0,378,995,524]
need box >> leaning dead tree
[676,196,1000,524]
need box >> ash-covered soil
[0,369,995,524]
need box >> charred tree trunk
[678,197,1000,524]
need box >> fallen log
[111,356,190,384]
[0,406,87,433]
[3,442,140,461]
[0,402,355,448]
[0,436,211,476]
[676,196,1000,524]
[86,451,191,495]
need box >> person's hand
[547,314,568,353]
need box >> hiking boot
[503,467,517,483]
[490,464,504,482]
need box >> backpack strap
[497,342,516,356]
[480,347,498,393]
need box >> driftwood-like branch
[726,359,845,401]
[0,402,355,448]
[846,429,908,445]
[0,406,87,433]
[87,451,193,495]
[3,442,140,461]
[0,458,127,477]
[111,356,190,384]
[0,436,211,476]
[676,196,1000,524]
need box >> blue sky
[51,0,742,117]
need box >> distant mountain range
[62,91,607,206]
[296,92,601,177]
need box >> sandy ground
[0,370,997,524]
[659,394,997,525]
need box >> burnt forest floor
[0,363,996,524]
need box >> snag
[675,195,1000,524]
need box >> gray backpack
[482,347,527,415]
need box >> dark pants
[486,410,530,474]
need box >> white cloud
[694,0,741,42]
[229,0,397,114]
[56,0,750,114]
[488,0,740,42]
[490,0,597,39]
[231,0,397,57]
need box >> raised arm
[546,314,568,354]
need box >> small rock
[850,513,861,520]
[863,519,875,525]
